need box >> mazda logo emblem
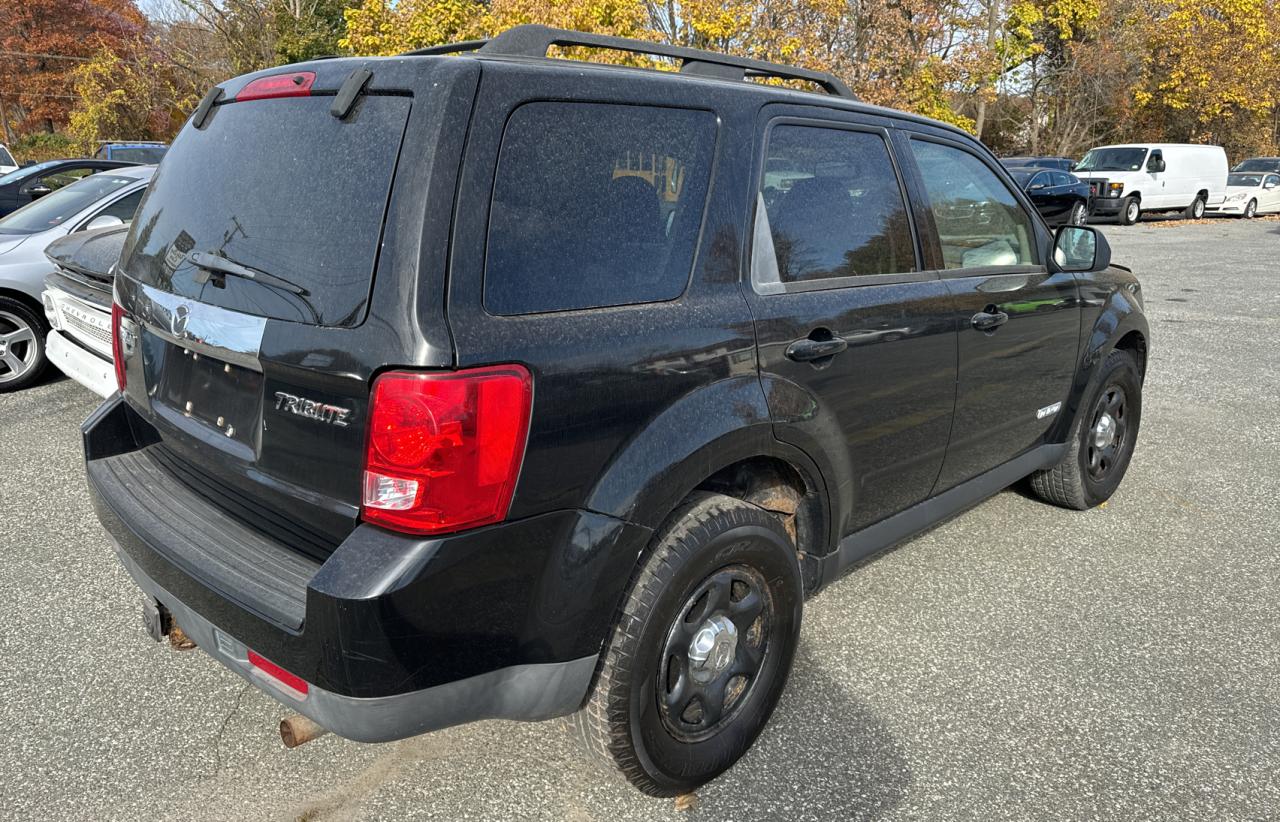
[171,304,190,338]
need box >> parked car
[0,164,152,391]
[1205,171,1280,218]
[42,225,130,396]
[0,158,138,217]
[1007,166,1092,226]
[1001,156,1076,172]
[94,141,168,164]
[0,144,16,175]
[87,25,1148,797]
[1230,156,1280,174]
[1074,143,1227,224]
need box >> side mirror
[26,183,52,198]
[84,214,125,231]
[1147,158,1166,173]
[1053,225,1110,272]
[1265,181,1277,190]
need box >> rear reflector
[248,650,309,696]
[235,71,315,102]
[362,365,533,535]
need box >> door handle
[971,309,1009,331]
[786,335,848,362]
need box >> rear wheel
[0,296,48,393]
[570,493,802,796]
[1120,197,1141,225]
[1185,195,1206,220]
[1030,349,1142,510]
[1244,199,1257,219]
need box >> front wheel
[570,493,802,796]
[0,296,49,393]
[1029,349,1142,510]
[1068,201,1088,226]
[1244,199,1257,219]
[1185,196,1206,220]
[1120,196,1141,225]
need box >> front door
[898,134,1081,491]
[745,110,956,534]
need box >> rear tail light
[362,365,533,535]
[110,301,126,391]
[235,71,315,102]
[248,649,309,697]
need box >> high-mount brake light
[110,301,126,391]
[362,365,533,535]
[235,71,316,102]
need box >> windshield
[0,146,13,167]
[0,160,59,186]
[1231,158,1280,173]
[1077,148,1148,172]
[109,146,166,164]
[1228,173,1263,187]
[0,174,136,235]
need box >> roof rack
[405,24,857,100]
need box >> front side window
[91,188,146,225]
[756,125,915,286]
[484,102,716,316]
[909,139,1037,270]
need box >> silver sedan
[0,164,153,391]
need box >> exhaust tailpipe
[280,714,329,748]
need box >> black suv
[86,26,1149,796]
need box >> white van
[1074,143,1227,224]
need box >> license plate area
[141,330,263,453]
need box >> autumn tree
[67,42,203,151]
[0,0,147,140]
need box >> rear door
[114,59,477,557]
[897,131,1080,491]
[745,107,956,534]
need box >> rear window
[108,146,167,164]
[122,94,410,326]
[484,102,716,315]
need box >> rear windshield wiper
[188,251,309,296]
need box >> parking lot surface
[1,219,1277,821]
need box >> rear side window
[484,102,716,316]
[756,125,916,285]
[122,95,411,326]
[909,139,1037,270]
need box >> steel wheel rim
[1086,384,1128,481]
[1193,199,1204,218]
[1126,202,1139,222]
[0,310,38,384]
[658,564,773,743]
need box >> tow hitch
[141,599,197,649]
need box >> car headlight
[1108,182,1124,197]
[1227,192,1247,201]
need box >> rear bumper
[84,395,650,742]
[46,330,115,398]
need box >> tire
[1244,199,1257,219]
[0,296,49,393]
[1068,201,1088,226]
[1029,349,1142,510]
[1185,195,1206,220]
[570,492,802,796]
[1120,196,1140,225]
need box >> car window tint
[484,103,715,316]
[1051,172,1071,186]
[1268,175,1280,186]
[1030,172,1049,188]
[39,167,96,190]
[756,125,915,285]
[93,188,145,224]
[0,146,13,166]
[909,139,1037,270]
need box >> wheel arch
[0,286,46,319]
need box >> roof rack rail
[404,24,857,100]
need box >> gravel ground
[1,219,1277,821]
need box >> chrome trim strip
[133,282,267,372]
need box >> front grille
[62,307,111,346]
[1088,178,1108,197]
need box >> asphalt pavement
[1,218,1277,821]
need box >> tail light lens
[362,365,533,535]
[235,71,315,102]
[110,301,126,391]
[248,649,309,697]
